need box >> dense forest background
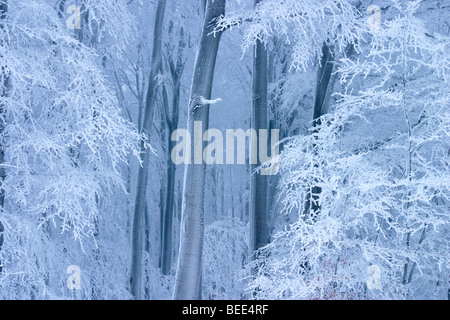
[0,0,448,300]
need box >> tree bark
[250,0,270,261]
[173,0,225,300]
[313,43,334,123]
[161,27,185,276]
[304,43,334,219]
[0,0,9,275]
[130,0,167,300]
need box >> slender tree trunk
[130,0,167,300]
[173,0,225,300]
[304,43,334,219]
[250,0,269,261]
[144,201,151,299]
[0,0,9,275]
[161,140,175,275]
[160,27,185,276]
[313,43,334,123]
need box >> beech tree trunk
[250,0,270,260]
[304,43,335,218]
[160,27,185,276]
[0,0,9,275]
[130,0,167,300]
[173,0,225,300]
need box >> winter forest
[0,0,448,300]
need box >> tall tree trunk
[304,43,334,219]
[313,43,334,123]
[0,0,9,275]
[173,0,225,300]
[250,0,270,261]
[130,0,167,300]
[161,27,185,276]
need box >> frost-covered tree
[250,0,449,300]
[0,0,140,299]
[0,0,9,276]
[202,217,248,300]
[129,0,167,300]
[217,0,365,71]
[173,0,226,300]
[0,0,447,302]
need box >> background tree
[0,0,9,276]
[130,0,167,300]
[250,0,270,265]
